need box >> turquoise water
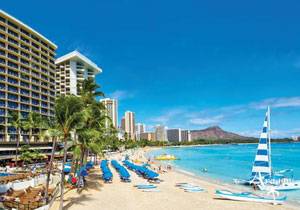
[148,142,300,203]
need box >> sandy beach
[51,148,298,210]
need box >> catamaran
[234,106,300,191]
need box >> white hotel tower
[55,51,102,96]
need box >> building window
[8,53,18,61]
[7,93,18,101]
[20,89,30,96]
[7,21,18,29]
[21,51,29,58]
[7,29,18,38]
[8,101,18,109]
[32,42,39,49]
[7,77,18,84]
[21,96,30,103]
[21,36,29,43]
[8,85,18,93]
[0,17,5,23]
[7,61,18,69]
[8,45,18,53]
[8,37,18,46]
[20,28,30,36]
[21,44,29,51]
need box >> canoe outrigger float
[215,190,287,205]
[155,154,179,160]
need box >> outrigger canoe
[215,190,287,205]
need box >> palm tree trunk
[77,146,85,189]
[70,154,76,174]
[74,158,78,177]
[59,134,68,210]
[45,137,56,202]
[15,128,20,167]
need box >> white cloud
[251,97,300,109]
[144,96,300,136]
[236,130,261,138]
[150,108,186,124]
[109,90,135,101]
[270,128,300,138]
[189,115,224,126]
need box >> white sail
[251,107,271,179]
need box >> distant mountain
[190,126,251,140]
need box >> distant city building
[155,125,168,141]
[0,10,57,142]
[135,123,145,140]
[121,117,125,131]
[167,129,182,143]
[55,51,102,96]
[124,111,135,140]
[100,98,118,129]
[140,132,156,141]
[181,130,191,142]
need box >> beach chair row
[111,160,131,182]
[122,160,159,181]
[100,160,113,183]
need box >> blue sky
[2,1,300,137]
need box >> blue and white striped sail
[251,107,271,179]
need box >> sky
[2,0,300,137]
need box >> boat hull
[259,181,300,191]
[215,190,286,205]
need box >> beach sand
[51,149,297,210]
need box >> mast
[268,106,272,176]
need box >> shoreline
[50,147,298,210]
[145,146,299,209]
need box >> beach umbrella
[64,165,71,173]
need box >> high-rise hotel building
[55,51,101,96]
[0,10,57,142]
[124,111,135,140]
[135,123,145,140]
[100,98,118,129]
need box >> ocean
[148,142,300,203]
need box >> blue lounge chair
[100,160,113,183]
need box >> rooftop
[55,50,102,73]
[0,10,57,48]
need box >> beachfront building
[123,111,135,140]
[155,125,168,141]
[120,117,125,131]
[135,123,145,140]
[181,130,191,142]
[140,132,155,141]
[167,128,182,143]
[55,50,102,96]
[0,10,57,142]
[100,98,118,129]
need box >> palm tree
[73,78,105,187]
[8,111,25,167]
[74,102,106,186]
[44,118,63,202]
[55,95,84,210]
[23,112,43,143]
[79,78,104,105]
